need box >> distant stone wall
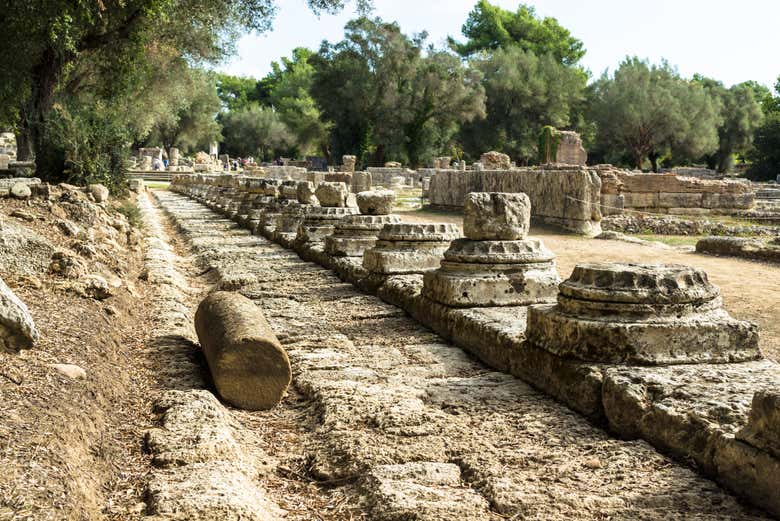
[594,165,755,215]
[251,166,309,181]
[367,167,432,188]
[427,166,602,235]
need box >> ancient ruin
[324,189,400,257]
[295,182,358,245]
[526,263,760,364]
[363,223,461,275]
[423,192,560,307]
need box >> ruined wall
[366,167,431,187]
[428,166,602,235]
[594,166,755,214]
[555,131,587,166]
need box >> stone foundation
[168,173,780,516]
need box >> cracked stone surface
[154,189,769,520]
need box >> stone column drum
[296,182,357,244]
[325,190,400,257]
[526,263,761,365]
[194,292,291,411]
[423,192,560,307]
[363,223,461,275]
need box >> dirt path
[399,209,780,362]
[154,191,768,520]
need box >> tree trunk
[632,148,644,170]
[14,114,33,161]
[27,47,65,180]
[648,151,660,173]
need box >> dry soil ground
[399,208,780,362]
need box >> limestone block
[377,223,461,242]
[463,192,530,240]
[324,214,400,257]
[363,223,460,275]
[422,239,559,307]
[0,154,10,169]
[352,171,372,193]
[296,206,358,243]
[357,190,396,215]
[296,181,318,205]
[275,203,308,234]
[600,194,624,216]
[86,184,109,203]
[0,276,38,351]
[622,192,658,208]
[10,182,31,199]
[279,184,298,201]
[480,151,511,170]
[363,242,451,274]
[194,292,291,410]
[316,181,349,207]
[555,131,587,166]
[342,155,357,173]
[526,263,760,365]
[702,191,755,209]
[737,391,780,459]
[657,192,703,208]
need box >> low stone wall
[696,236,780,263]
[595,166,755,215]
[427,166,602,235]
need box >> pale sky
[220,0,779,88]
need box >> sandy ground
[399,209,780,362]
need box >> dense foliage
[0,0,775,181]
[0,0,365,188]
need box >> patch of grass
[116,200,143,228]
[145,182,170,190]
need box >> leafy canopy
[589,58,720,171]
[450,0,585,66]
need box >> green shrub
[43,102,131,194]
[116,200,143,229]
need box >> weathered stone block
[463,192,530,240]
[422,239,559,307]
[737,391,780,459]
[363,223,460,275]
[480,151,511,170]
[622,192,658,208]
[296,181,317,205]
[324,214,400,257]
[315,182,349,207]
[657,192,703,208]
[526,263,761,365]
[357,190,395,215]
[194,292,291,410]
[296,206,358,244]
[0,276,38,351]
